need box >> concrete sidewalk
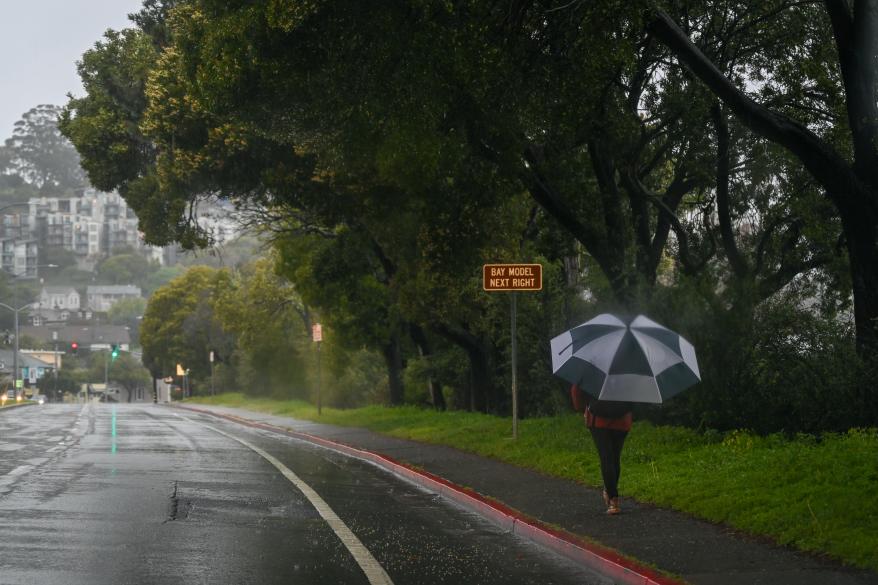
[174,403,878,585]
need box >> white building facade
[38,286,81,311]
[0,239,38,278]
[87,285,142,313]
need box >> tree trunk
[841,206,878,354]
[381,331,405,405]
[409,324,445,410]
[468,343,493,413]
[432,324,492,412]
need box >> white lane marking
[0,404,94,489]
[185,416,394,585]
[5,465,32,478]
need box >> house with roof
[86,285,142,313]
[0,348,55,390]
[39,286,81,311]
[29,286,83,325]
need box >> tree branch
[712,103,749,277]
[648,9,864,208]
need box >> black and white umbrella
[550,313,700,403]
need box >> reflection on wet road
[0,404,609,585]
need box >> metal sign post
[483,264,542,439]
[510,291,518,439]
[312,323,323,415]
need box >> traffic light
[110,344,119,360]
[70,342,78,355]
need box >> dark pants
[589,427,628,498]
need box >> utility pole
[52,331,58,402]
[1,264,58,398]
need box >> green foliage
[276,230,394,351]
[140,257,383,402]
[141,265,185,295]
[107,353,151,393]
[36,366,81,398]
[108,297,148,346]
[60,29,156,193]
[321,346,388,408]
[107,297,147,324]
[96,254,157,286]
[49,267,96,288]
[38,247,78,282]
[177,236,265,270]
[63,0,874,431]
[140,265,231,381]
[212,257,309,399]
[640,280,876,434]
[18,335,50,351]
[4,104,86,192]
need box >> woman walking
[570,384,632,515]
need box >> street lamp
[0,299,33,397]
[0,264,58,396]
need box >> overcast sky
[0,0,144,140]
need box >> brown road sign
[483,264,543,291]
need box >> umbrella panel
[631,330,684,376]
[599,374,662,403]
[555,358,606,393]
[569,330,626,374]
[565,323,626,354]
[655,362,702,400]
[607,331,653,376]
[630,326,682,357]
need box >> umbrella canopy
[550,314,700,403]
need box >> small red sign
[483,264,543,291]
[312,323,323,342]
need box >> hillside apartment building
[0,189,241,278]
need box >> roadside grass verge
[187,393,878,571]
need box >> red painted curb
[174,404,685,585]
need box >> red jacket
[570,385,633,432]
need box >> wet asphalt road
[0,403,609,585]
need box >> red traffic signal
[70,342,78,354]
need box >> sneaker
[607,497,621,515]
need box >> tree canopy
[4,104,86,192]
[63,0,878,431]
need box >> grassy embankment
[188,392,878,571]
